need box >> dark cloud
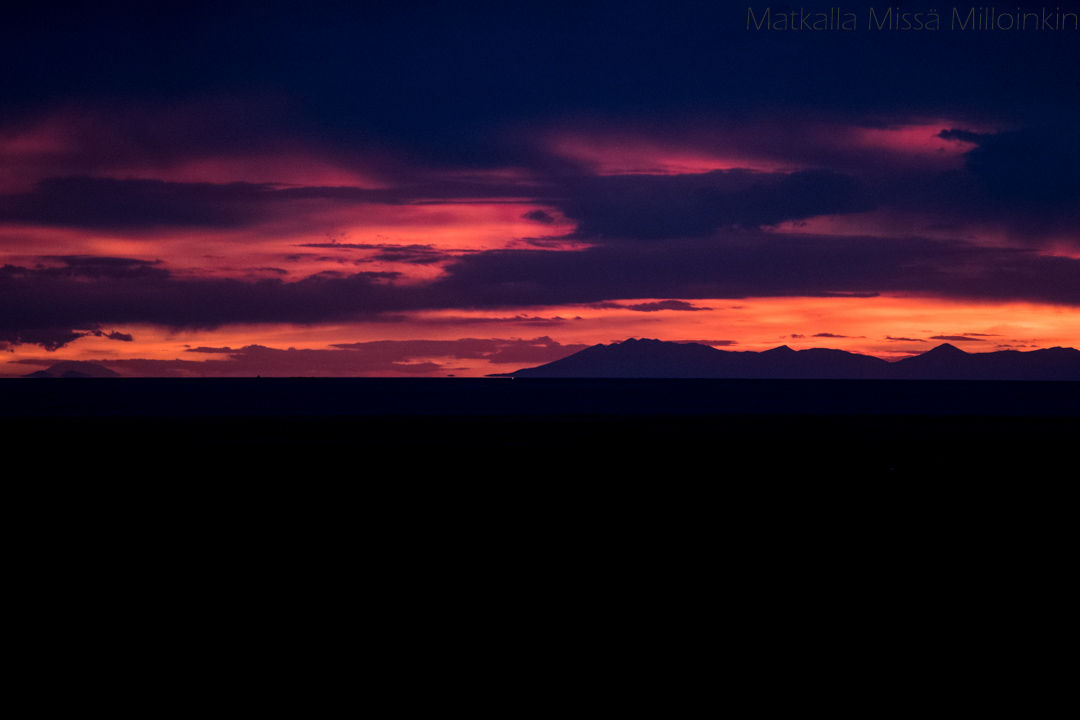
[675,339,738,347]
[415,315,578,327]
[429,232,1080,309]
[0,177,278,229]
[622,300,712,312]
[0,321,135,351]
[0,175,552,231]
[96,330,134,342]
[328,337,588,365]
[885,336,926,342]
[0,327,90,352]
[187,347,237,354]
[964,127,1080,207]
[561,169,874,239]
[364,248,456,266]
[34,256,168,280]
[515,237,585,249]
[938,129,987,145]
[0,256,421,347]
[296,244,464,266]
[813,333,848,338]
[930,335,987,342]
[588,300,712,312]
[882,126,1080,244]
[0,177,393,230]
[522,210,557,224]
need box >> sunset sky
[2,1,1078,377]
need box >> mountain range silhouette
[497,339,1080,380]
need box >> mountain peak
[926,343,968,355]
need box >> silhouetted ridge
[500,340,1080,380]
[501,338,730,378]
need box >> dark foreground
[4,377,1077,477]
[5,378,1074,631]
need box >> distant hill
[23,361,122,379]
[495,339,1080,380]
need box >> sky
[2,0,1079,377]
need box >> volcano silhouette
[23,361,121,378]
